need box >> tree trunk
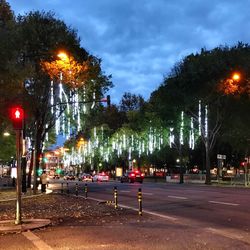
[33,123,43,194]
[27,149,33,188]
[179,145,184,184]
[33,134,42,194]
[205,139,211,185]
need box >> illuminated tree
[149,43,250,184]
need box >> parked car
[189,166,200,174]
[80,173,93,182]
[50,174,60,179]
[92,173,109,182]
[63,174,75,181]
[120,170,144,183]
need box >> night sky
[8,0,250,103]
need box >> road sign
[217,154,226,160]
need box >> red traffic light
[9,106,24,130]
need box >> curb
[0,219,51,233]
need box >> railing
[166,174,206,183]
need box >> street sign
[217,154,226,160]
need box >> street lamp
[220,72,242,95]
[232,72,241,82]
[3,131,10,137]
[57,51,69,62]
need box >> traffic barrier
[84,184,88,199]
[138,188,142,216]
[67,182,69,195]
[114,186,118,209]
[75,182,78,196]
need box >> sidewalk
[0,187,52,233]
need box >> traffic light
[37,168,43,176]
[9,106,24,130]
[56,168,62,175]
[107,95,111,107]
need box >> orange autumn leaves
[218,72,250,96]
[41,54,89,88]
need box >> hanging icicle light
[128,147,131,160]
[123,134,126,149]
[205,105,208,138]
[169,127,174,148]
[55,108,60,135]
[180,111,184,145]
[138,141,141,157]
[91,91,96,109]
[148,127,153,154]
[198,100,201,136]
[189,117,195,149]
[83,86,87,114]
[50,81,54,114]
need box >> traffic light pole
[8,106,24,225]
[15,129,22,225]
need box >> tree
[119,92,144,112]
[149,43,250,184]
[12,10,112,191]
[0,1,26,163]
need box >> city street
[1,180,250,249]
[51,180,250,243]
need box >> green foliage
[119,92,145,112]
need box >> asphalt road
[50,179,250,244]
[1,179,250,249]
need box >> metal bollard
[84,184,88,199]
[67,182,69,195]
[138,188,142,216]
[114,186,118,209]
[61,182,64,194]
[75,182,78,196]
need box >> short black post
[67,182,69,195]
[138,188,142,216]
[75,182,78,196]
[84,184,88,199]
[114,186,118,209]
[61,182,64,194]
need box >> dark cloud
[8,0,250,103]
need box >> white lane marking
[117,204,178,222]
[143,192,153,195]
[205,227,244,243]
[168,195,188,200]
[142,210,178,222]
[209,201,239,206]
[120,190,130,193]
[22,231,53,250]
